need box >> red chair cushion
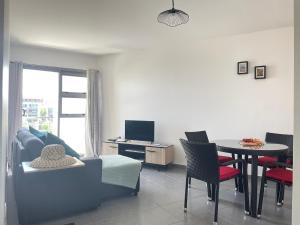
[258,156,277,166]
[218,155,234,163]
[266,168,293,185]
[219,166,240,181]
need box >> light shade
[157,8,189,27]
[158,0,189,27]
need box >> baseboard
[169,163,186,169]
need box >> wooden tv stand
[102,140,174,168]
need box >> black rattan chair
[185,131,209,143]
[180,139,249,224]
[185,131,237,192]
[258,162,293,217]
[250,132,293,204]
[257,132,293,167]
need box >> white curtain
[85,69,103,157]
[8,62,23,165]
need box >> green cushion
[29,126,47,143]
[45,133,80,159]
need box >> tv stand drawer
[102,143,118,155]
[102,141,174,166]
[145,146,174,165]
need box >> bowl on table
[240,138,264,147]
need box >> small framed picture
[237,61,248,74]
[255,66,266,79]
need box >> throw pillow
[29,126,47,143]
[45,133,80,159]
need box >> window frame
[23,64,87,136]
[59,72,87,136]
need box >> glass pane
[62,98,86,114]
[22,69,59,134]
[60,117,86,155]
[62,76,87,93]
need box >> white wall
[293,1,299,224]
[0,0,10,224]
[10,44,98,70]
[98,27,294,165]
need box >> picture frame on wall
[255,66,266,79]
[237,61,248,74]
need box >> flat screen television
[125,120,155,142]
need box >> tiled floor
[10,166,292,225]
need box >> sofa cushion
[29,126,47,143]
[17,128,45,160]
[45,133,80,159]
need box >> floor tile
[7,166,292,225]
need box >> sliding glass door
[22,69,59,134]
[22,66,87,155]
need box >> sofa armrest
[81,157,103,182]
[19,158,103,196]
[16,158,102,225]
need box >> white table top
[214,139,288,156]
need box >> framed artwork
[255,66,266,79]
[237,61,248,74]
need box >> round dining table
[214,139,288,218]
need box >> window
[22,66,87,155]
[59,72,87,154]
[62,75,87,93]
[61,98,86,114]
[22,69,59,134]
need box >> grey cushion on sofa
[17,128,45,160]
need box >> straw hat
[30,144,77,168]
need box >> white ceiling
[10,0,293,55]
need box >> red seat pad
[266,168,293,185]
[258,156,277,166]
[219,166,240,181]
[218,155,234,163]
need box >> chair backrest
[185,131,209,143]
[179,139,219,184]
[265,132,293,157]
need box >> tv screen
[125,120,155,142]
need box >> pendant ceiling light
[157,0,189,27]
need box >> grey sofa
[13,129,139,225]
